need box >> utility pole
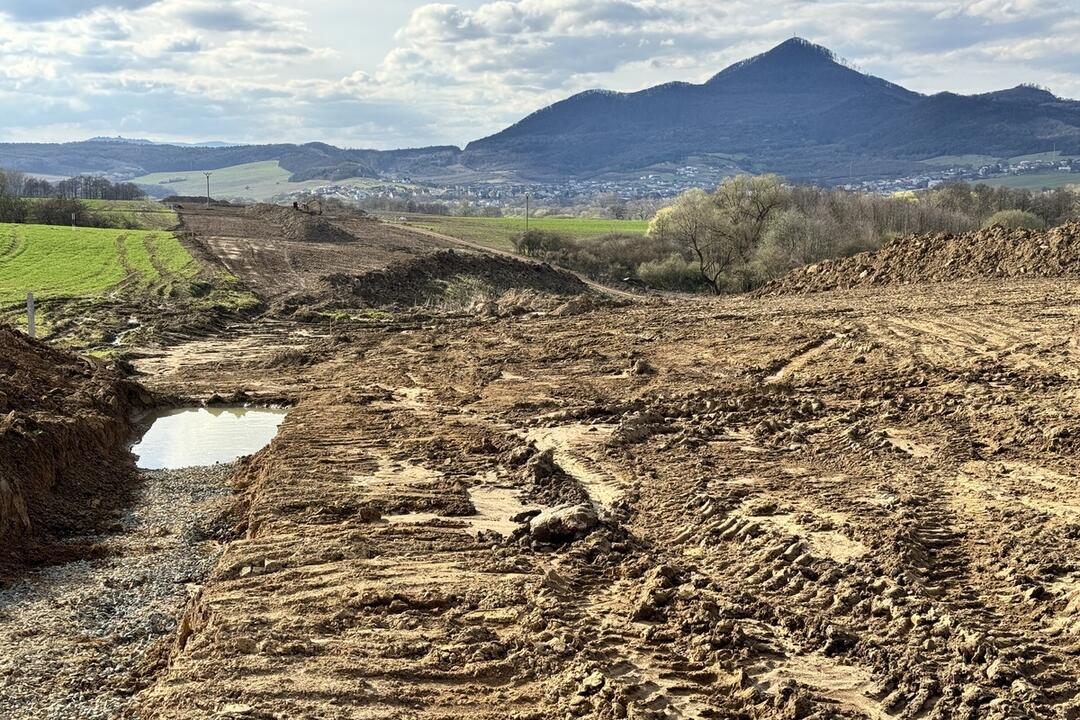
[26,293,35,339]
[204,172,213,208]
[525,192,530,233]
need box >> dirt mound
[758,221,1080,295]
[243,204,355,244]
[163,196,233,207]
[314,249,590,310]
[0,327,147,566]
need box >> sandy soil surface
[5,207,1080,719]
[126,277,1080,719]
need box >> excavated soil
[316,249,590,310]
[178,205,458,301]
[242,204,358,244]
[6,207,1080,719]
[0,327,147,566]
[123,277,1080,719]
[758,221,1080,296]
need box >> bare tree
[648,188,724,293]
[649,176,789,293]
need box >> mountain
[2,38,1078,186]
[462,38,1080,182]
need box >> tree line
[1,169,146,200]
[515,177,1079,293]
[0,168,149,227]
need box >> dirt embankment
[243,204,357,244]
[758,221,1080,295]
[0,326,148,569]
[302,249,592,311]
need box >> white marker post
[26,292,36,339]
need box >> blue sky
[1,0,1078,148]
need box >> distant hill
[2,38,1078,187]
[462,38,1080,182]
[87,136,240,149]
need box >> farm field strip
[131,161,413,201]
[0,223,196,306]
[397,213,650,252]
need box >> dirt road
[129,277,1080,718]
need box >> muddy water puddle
[132,406,287,470]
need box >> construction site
[2,203,1080,719]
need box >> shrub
[31,197,85,226]
[514,229,566,257]
[981,210,1047,231]
[0,194,29,223]
[637,254,704,291]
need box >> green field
[82,199,178,230]
[920,152,1078,172]
[1008,151,1078,164]
[395,214,651,252]
[131,161,408,202]
[982,172,1080,190]
[0,223,197,306]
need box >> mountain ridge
[461,37,1080,181]
[2,38,1078,187]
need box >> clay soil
[176,205,460,302]
[127,275,1080,719]
[4,207,1080,719]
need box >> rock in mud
[629,358,656,376]
[528,504,598,544]
[523,448,558,480]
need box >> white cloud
[0,0,1077,148]
[0,0,162,22]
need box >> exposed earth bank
[757,221,1080,295]
[0,327,149,568]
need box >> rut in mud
[123,276,1080,719]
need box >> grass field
[22,198,178,231]
[82,199,178,230]
[1008,151,1078,164]
[982,172,1080,190]
[131,161,408,202]
[395,214,651,253]
[0,223,197,307]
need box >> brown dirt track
[132,276,1080,719]
[4,206,1080,719]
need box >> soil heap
[244,204,356,244]
[316,249,591,309]
[0,326,144,565]
[758,221,1080,295]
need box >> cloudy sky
[1,0,1078,149]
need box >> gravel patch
[0,464,236,720]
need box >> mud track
[121,277,1080,718]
